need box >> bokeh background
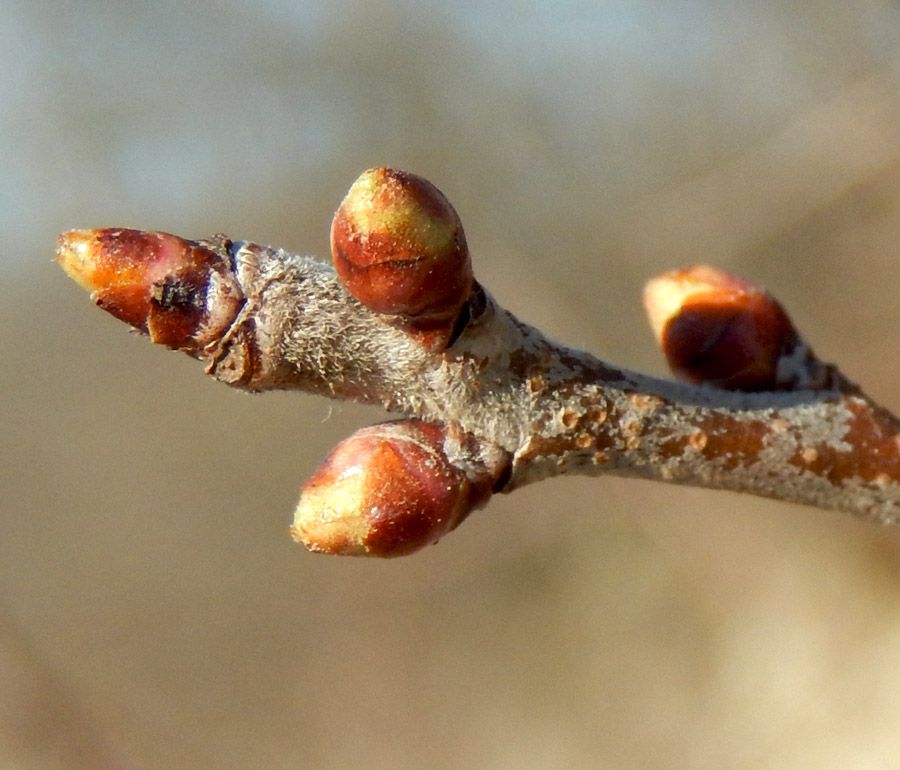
[4,1,900,768]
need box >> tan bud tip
[56,230,104,292]
[330,167,473,350]
[56,229,242,351]
[643,265,800,391]
[291,421,502,558]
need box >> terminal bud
[56,229,242,353]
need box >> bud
[291,421,505,557]
[56,229,242,352]
[330,167,474,352]
[643,265,803,391]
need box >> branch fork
[56,167,900,556]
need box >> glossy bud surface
[56,229,242,352]
[331,167,473,351]
[643,265,800,391]
[292,421,481,557]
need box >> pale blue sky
[0,0,886,276]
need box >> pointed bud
[291,421,508,557]
[643,265,809,391]
[330,168,474,352]
[56,229,242,352]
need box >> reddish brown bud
[330,167,473,352]
[291,420,506,557]
[643,265,805,391]
[56,229,242,352]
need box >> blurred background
[4,1,900,768]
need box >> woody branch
[56,168,900,556]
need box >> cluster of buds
[55,168,896,549]
[57,168,498,557]
[290,168,500,555]
[642,265,823,391]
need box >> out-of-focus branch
[56,168,900,556]
[0,612,134,770]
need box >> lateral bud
[643,265,829,391]
[330,167,474,352]
[56,229,243,353]
[291,420,510,558]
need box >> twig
[55,169,900,555]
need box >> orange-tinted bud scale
[292,421,479,557]
[644,266,800,391]
[56,229,242,352]
[330,168,473,351]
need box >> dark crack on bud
[151,276,203,311]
